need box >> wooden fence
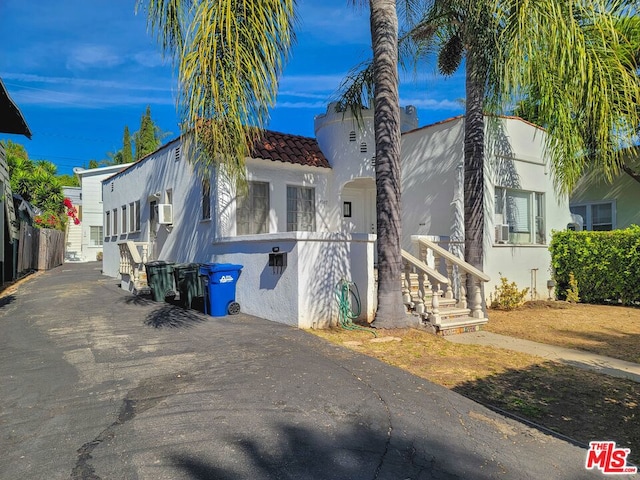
[17,222,65,273]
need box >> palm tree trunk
[464,50,485,272]
[369,0,414,328]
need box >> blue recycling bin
[200,263,243,316]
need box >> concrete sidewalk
[446,330,640,383]
[1,263,636,479]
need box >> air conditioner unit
[157,204,173,224]
[495,224,510,243]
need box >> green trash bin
[173,263,205,309]
[145,261,176,302]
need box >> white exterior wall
[75,164,132,262]
[216,158,332,236]
[314,103,419,234]
[483,117,573,300]
[398,115,573,301]
[211,232,375,328]
[62,186,82,261]
[401,118,465,246]
[101,139,215,278]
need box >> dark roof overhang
[0,78,32,139]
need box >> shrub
[565,272,580,303]
[550,226,640,305]
[490,275,529,310]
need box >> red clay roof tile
[251,130,330,169]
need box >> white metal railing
[414,236,490,319]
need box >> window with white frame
[129,202,136,232]
[570,202,615,231]
[90,226,103,246]
[202,179,211,220]
[134,200,140,231]
[112,208,118,236]
[105,211,111,236]
[287,186,315,232]
[121,205,127,234]
[237,181,269,235]
[494,187,545,244]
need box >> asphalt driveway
[0,262,629,479]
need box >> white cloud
[66,44,123,70]
[274,100,328,110]
[400,96,464,111]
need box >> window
[570,202,614,231]
[121,205,127,234]
[202,179,211,220]
[112,208,118,235]
[129,202,136,232]
[287,186,315,232]
[494,187,545,244]
[105,211,111,236]
[134,200,140,231]
[237,181,269,235]
[90,226,103,246]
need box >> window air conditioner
[157,204,173,224]
[495,224,510,243]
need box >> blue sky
[0,0,465,176]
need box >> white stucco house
[62,186,82,261]
[101,105,573,333]
[71,164,133,262]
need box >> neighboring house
[570,150,640,231]
[0,78,31,285]
[102,105,574,331]
[63,186,82,261]
[73,164,133,262]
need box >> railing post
[471,277,484,319]
[429,285,441,325]
[458,272,468,309]
[444,261,454,300]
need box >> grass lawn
[486,301,640,364]
[311,302,640,463]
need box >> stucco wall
[483,117,573,300]
[211,232,375,328]
[76,164,132,262]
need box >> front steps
[403,274,488,336]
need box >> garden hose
[335,278,376,337]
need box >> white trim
[569,200,616,230]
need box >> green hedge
[549,225,640,305]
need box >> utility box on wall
[268,252,287,274]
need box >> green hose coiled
[335,278,376,337]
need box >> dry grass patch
[486,301,640,363]
[310,326,640,463]
[312,327,540,388]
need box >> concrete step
[432,316,488,336]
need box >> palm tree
[368,0,414,327]
[140,0,410,327]
[497,0,640,194]
[411,0,498,273]
[138,0,295,180]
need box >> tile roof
[251,130,330,169]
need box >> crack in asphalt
[71,372,193,480]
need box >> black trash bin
[145,261,176,302]
[173,263,206,309]
[199,263,243,316]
